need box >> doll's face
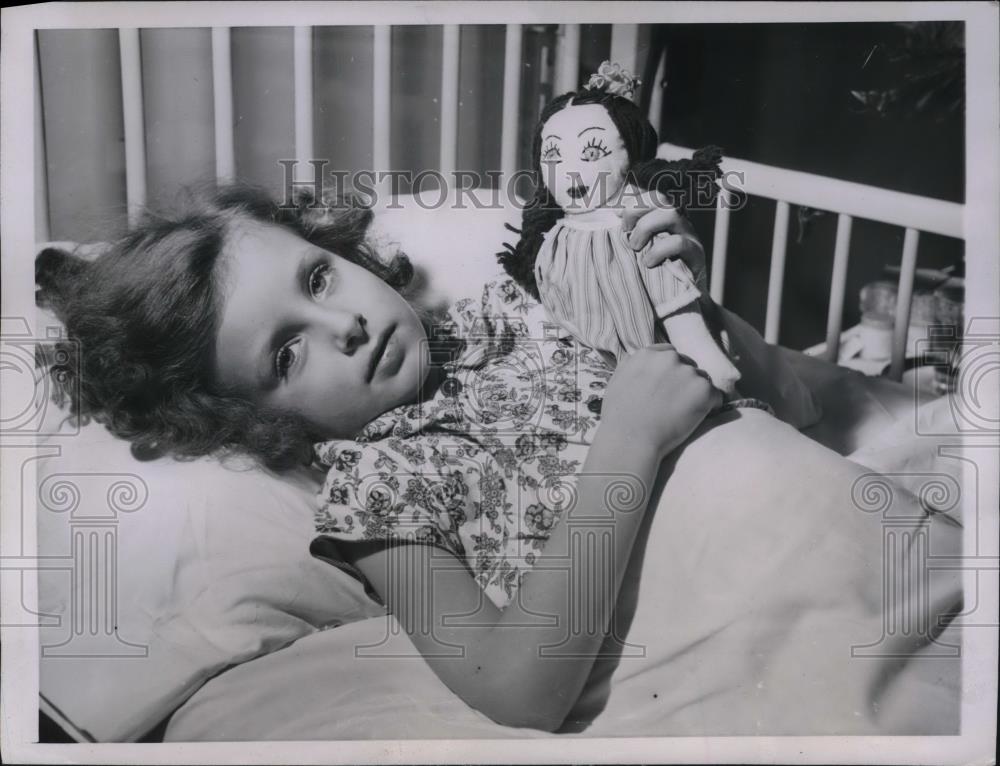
[538,102,629,214]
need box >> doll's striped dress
[534,214,704,363]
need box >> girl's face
[539,102,630,214]
[213,219,430,440]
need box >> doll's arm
[661,303,741,395]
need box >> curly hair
[497,87,722,299]
[35,182,414,471]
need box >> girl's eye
[581,138,611,162]
[308,262,334,298]
[541,143,562,162]
[275,337,302,380]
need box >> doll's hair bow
[584,60,639,99]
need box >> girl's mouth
[366,323,400,382]
[567,183,589,200]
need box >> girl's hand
[601,343,722,459]
[619,188,707,285]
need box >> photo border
[2,2,997,764]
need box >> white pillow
[370,190,520,308]
[35,392,386,742]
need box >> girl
[36,182,719,732]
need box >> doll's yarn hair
[35,182,413,472]
[497,88,722,299]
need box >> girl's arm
[346,345,721,732]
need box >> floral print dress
[314,277,613,609]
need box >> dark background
[642,22,965,350]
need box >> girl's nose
[341,313,367,354]
[319,308,368,353]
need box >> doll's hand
[620,189,707,283]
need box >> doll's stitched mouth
[567,184,589,200]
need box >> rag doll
[499,61,741,394]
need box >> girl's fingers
[645,342,676,351]
[640,233,688,268]
[620,189,678,237]
[639,226,707,278]
[616,187,654,229]
[625,206,683,250]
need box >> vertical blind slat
[372,26,391,194]
[889,227,920,381]
[500,24,523,183]
[609,24,639,82]
[555,24,581,94]
[294,27,314,180]
[709,189,731,305]
[211,27,235,182]
[439,25,460,178]
[119,29,146,227]
[646,49,666,135]
[34,33,50,243]
[764,200,790,344]
[824,214,853,363]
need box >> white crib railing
[118,28,146,229]
[36,24,964,382]
[659,143,965,379]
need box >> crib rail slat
[439,25,460,177]
[373,26,391,193]
[294,27,314,182]
[500,24,523,184]
[709,189,732,305]
[889,228,920,381]
[555,24,581,94]
[764,200,790,344]
[824,214,854,362]
[34,32,50,243]
[609,25,639,82]
[119,29,146,228]
[646,48,666,135]
[211,28,235,182]
[659,142,963,239]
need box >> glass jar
[931,280,964,394]
[859,281,897,361]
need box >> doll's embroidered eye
[541,142,562,162]
[581,137,611,162]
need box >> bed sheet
[783,348,917,455]
[164,367,965,741]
